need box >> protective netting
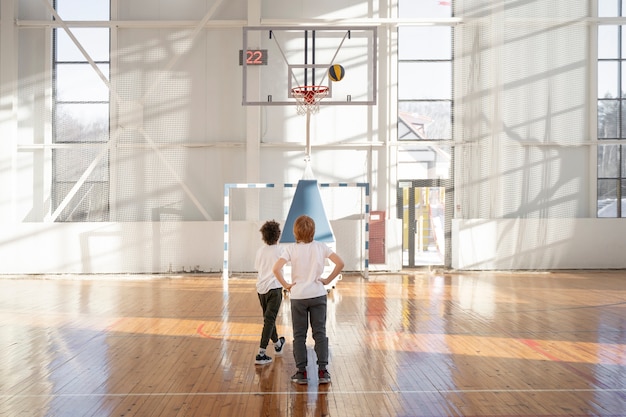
[456,2,588,220]
[35,25,237,222]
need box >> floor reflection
[2,272,626,416]
[255,363,283,416]
[256,362,330,417]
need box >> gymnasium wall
[455,0,590,220]
[0,0,391,274]
[450,0,617,270]
[0,220,401,274]
[453,219,626,270]
[1,0,623,274]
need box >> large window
[597,21,626,217]
[597,1,626,217]
[398,2,452,144]
[397,1,452,267]
[397,1,452,181]
[53,0,110,221]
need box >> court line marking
[3,387,626,398]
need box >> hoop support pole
[305,110,311,161]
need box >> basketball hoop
[291,85,329,115]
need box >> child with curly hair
[254,220,286,365]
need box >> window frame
[51,0,111,222]
[596,0,626,218]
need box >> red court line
[518,338,614,391]
[196,323,218,339]
[518,338,562,362]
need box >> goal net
[223,182,370,279]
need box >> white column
[109,0,119,220]
[245,0,262,220]
[382,0,397,220]
[0,0,17,222]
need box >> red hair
[294,215,315,243]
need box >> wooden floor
[1,270,625,417]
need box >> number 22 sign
[239,49,268,65]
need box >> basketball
[328,64,345,82]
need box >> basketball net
[291,86,328,162]
[292,85,328,116]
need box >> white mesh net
[292,86,329,115]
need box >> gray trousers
[290,295,328,370]
[258,288,283,349]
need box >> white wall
[453,219,626,270]
[0,219,400,274]
[2,0,392,276]
[448,0,618,271]
[2,0,625,274]
[0,222,222,274]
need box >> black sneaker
[291,370,308,384]
[274,337,285,355]
[318,369,331,384]
[255,353,272,365]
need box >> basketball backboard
[242,26,377,106]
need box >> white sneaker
[255,353,272,365]
[274,337,285,355]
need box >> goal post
[223,182,370,279]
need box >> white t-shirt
[255,244,283,294]
[280,241,333,300]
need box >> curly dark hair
[259,220,281,245]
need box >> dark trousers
[291,295,328,370]
[258,288,283,349]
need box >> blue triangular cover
[279,180,335,243]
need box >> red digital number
[246,50,263,65]
[240,49,267,65]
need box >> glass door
[399,181,445,267]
